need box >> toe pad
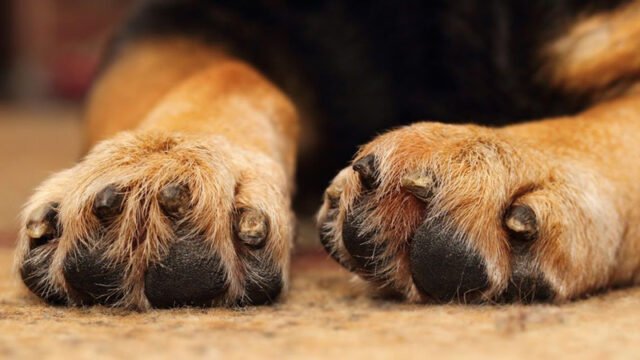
[144,238,227,308]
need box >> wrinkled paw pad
[20,183,283,309]
[144,237,228,308]
[409,219,488,302]
[63,243,126,305]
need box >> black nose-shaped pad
[409,219,489,302]
[499,250,554,303]
[342,211,386,274]
[500,273,554,303]
[144,238,228,308]
[241,256,283,306]
[319,225,356,272]
[21,247,66,305]
[63,243,125,305]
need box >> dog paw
[318,123,622,303]
[16,131,292,309]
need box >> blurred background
[0,0,318,250]
[0,0,134,246]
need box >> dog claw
[158,184,190,218]
[26,203,59,240]
[505,204,538,241]
[325,187,342,208]
[401,172,435,201]
[352,154,378,189]
[236,209,268,248]
[93,185,124,220]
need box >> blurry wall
[4,0,133,103]
[0,1,133,242]
[0,0,10,97]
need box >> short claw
[26,203,59,241]
[236,209,268,248]
[504,204,538,242]
[158,184,190,218]
[325,187,342,208]
[93,185,124,220]
[26,203,60,250]
[401,172,435,201]
[352,154,378,189]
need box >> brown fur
[16,38,298,309]
[15,3,640,307]
[543,0,640,97]
[317,1,640,303]
[319,96,640,301]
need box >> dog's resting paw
[16,131,292,309]
[318,123,622,303]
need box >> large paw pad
[318,123,619,303]
[16,132,292,309]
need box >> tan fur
[17,2,640,307]
[316,1,640,303]
[16,38,299,309]
[543,0,640,96]
[319,94,640,302]
[85,38,228,146]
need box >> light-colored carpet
[0,104,82,243]
[1,105,639,359]
[1,248,639,360]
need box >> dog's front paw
[16,131,292,309]
[318,123,622,303]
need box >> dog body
[15,0,640,308]
[100,0,632,194]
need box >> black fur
[107,0,630,208]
